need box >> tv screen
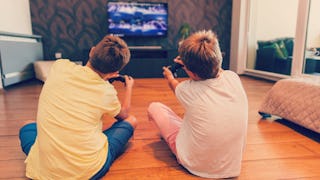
[107,2,168,37]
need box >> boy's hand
[163,66,175,81]
[174,56,183,65]
[124,75,134,89]
[163,66,179,92]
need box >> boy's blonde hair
[178,30,222,79]
[90,35,130,74]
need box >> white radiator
[0,31,43,88]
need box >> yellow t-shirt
[25,59,121,179]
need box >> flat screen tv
[107,2,168,37]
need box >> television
[107,2,168,37]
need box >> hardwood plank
[243,142,317,161]
[0,146,26,161]
[0,127,21,136]
[0,136,21,148]
[298,141,320,155]
[246,130,311,144]
[240,158,320,179]
[0,159,26,179]
[110,146,178,171]
[104,166,206,180]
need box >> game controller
[168,63,184,77]
[108,75,126,84]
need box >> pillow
[283,38,294,56]
[278,40,288,58]
[34,60,83,82]
[262,43,287,60]
[33,61,55,82]
[258,40,275,50]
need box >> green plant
[178,23,191,40]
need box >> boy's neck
[190,68,224,81]
[86,61,119,81]
[86,61,107,80]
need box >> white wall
[306,0,320,48]
[255,0,298,40]
[247,0,320,69]
[254,0,320,48]
[0,0,32,89]
[0,0,32,35]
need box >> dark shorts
[19,123,37,155]
[18,120,134,180]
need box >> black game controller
[168,63,184,77]
[108,75,126,84]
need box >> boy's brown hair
[90,35,130,74]
[178,30,222,79]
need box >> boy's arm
[115,75,134,120]
[163,67,179,92]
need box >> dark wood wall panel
[30,0,232,69]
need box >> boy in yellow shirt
[19,35,137,179]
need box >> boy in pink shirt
[148,30,248,178]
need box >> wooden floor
[0,76,319,179]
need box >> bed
[259,77,320,133]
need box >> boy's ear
[89,47,95,58]
[110,71,119,78]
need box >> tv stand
[82,48,186,78]
[130,48,167,59]
[129,46,162,50]
[120,48,180,78]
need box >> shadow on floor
[275,119,320,143]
